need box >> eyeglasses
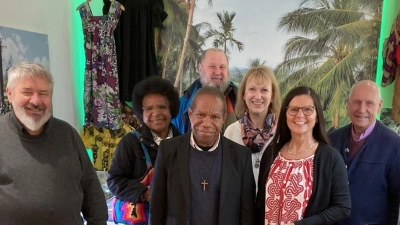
[286,105,315,116]
[142,104,169,113]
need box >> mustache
[25,104,46,110]
[211,74,223,79]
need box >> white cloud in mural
[12,34,29,56]
[2,35,27,66]
[194,0,300,69]
[33,56,50,69]
[0,27,50,74]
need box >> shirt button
[345,148,349,153]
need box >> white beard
[200,76,230,93]
[14,104,51,131]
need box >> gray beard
[14,105,51,131]
[200,77,230,93]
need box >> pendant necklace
[191,148,219,191]
[287,141,317,155]
[254,146,268,168]
[254,153,261,168]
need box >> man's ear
[5,87,12,103]
[188,108,193,119]
[345,98,350,108]
[378,99,383,113]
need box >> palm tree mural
[247,58,266,68]
[204,11,244,55]
[275,0,382,128]
[160,0,210,95]
[230,58,267,86]
[158,0,188,79]
[174,0,213,89]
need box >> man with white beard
[171,48,238,134]
[0,62,108,225]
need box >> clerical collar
[151,128,173,145]
[190,132,220,152]
[351,120,376,142]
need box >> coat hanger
[76,0,125,11]
[111,0,125,11]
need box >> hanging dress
[77,1,133,171]
[103,0,167,102]
[77,0,122,130]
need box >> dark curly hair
[132,76,180,121]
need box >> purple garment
[78,1,122,130]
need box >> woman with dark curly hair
[107,76,181,223]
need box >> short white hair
[7,62,54,94]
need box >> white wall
[0,0,82,130]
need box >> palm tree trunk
[174,0,195,92]
[162,45,170,79]
[224,41,227,53]
[333,113,339,128]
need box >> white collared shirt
[190,132,220,152]
[151,128,173,145]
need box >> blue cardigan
[328,120,400,225]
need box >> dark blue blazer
[329,120,400,225]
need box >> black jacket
[150,133,255,225]
[107,123,180,203]
[256,143,351,225]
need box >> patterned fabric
[382,14,400,87]
[264,152,314,225]
[78,0,122,130]
[112,131,153,225]
[240,112,275,153]
[80,123,134,171]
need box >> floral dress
[77,0,122,130]
[264,152,314,225]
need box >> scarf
[240,112,275,153]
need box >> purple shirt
[351,120,376,142]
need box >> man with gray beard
[0,62,108,225]
[171,48,238,134]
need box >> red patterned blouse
[264,152,314,225]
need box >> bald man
[328,80,400,225]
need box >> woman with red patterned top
[255,86,351,225]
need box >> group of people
[0,47,399,225]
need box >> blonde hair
[235,66,281,118]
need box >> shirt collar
[351,120,376,142]
[190,132,220,152]
[151,127,173,145]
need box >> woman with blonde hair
[224,66,280,190]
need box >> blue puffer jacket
[328,120,400,225]
[171,79,237,134]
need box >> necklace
[254,147,266,168]
[191,148,219,191]
[254,152,261,168]
[286,141,317,155]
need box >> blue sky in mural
[0,26,50,76]
[194,0,300,69]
